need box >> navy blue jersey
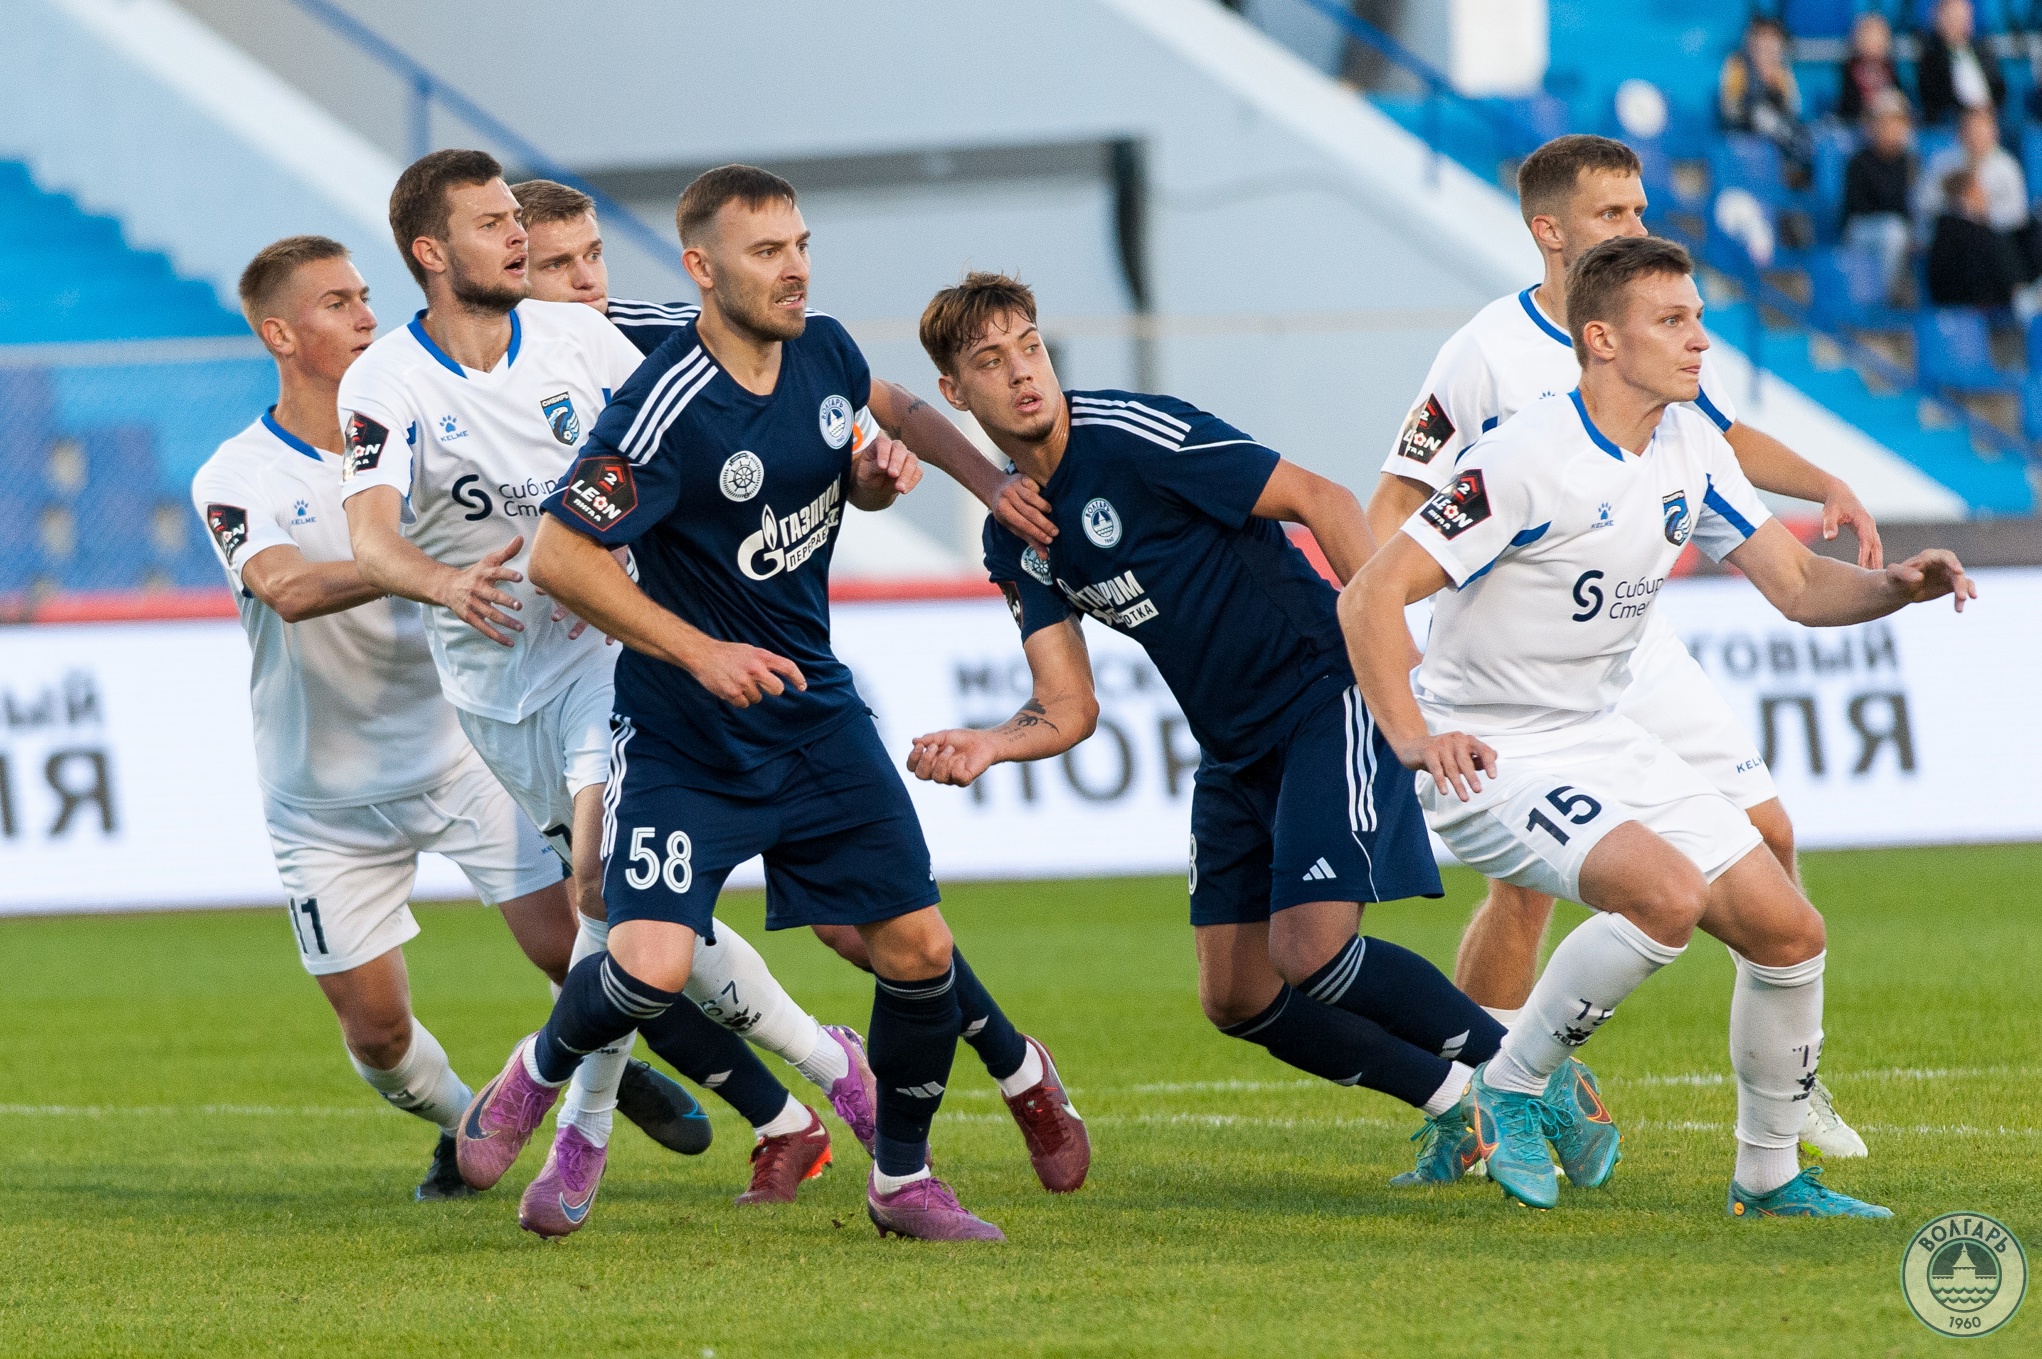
[984,390,1351,768]
[606,298,700,356]
[542,312,872,772]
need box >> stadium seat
[1915,307,2022,393]
[1710,134,1790,209]
[1811,124,1856,240]
[1809,244,1911,330]
[1782,0,1857,38]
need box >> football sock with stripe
[951,948,1029,1086]
[1299,936,1508,1068]
[686,920,849,1090]
[636,996,795,1129]
[1730,950,1825,1195]
[1218,984,1453,1109]
[1489,911,1684,1096]
[556,914,638,1147]
[532,952,679,1089]
[869,961,963,1177]
[349,1018,472,1135]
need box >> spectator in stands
[1720,17,1813,185]
[1837,12,1904,124]
[1844,91,1917,302]
[1918,107,2035,279]
[1926,167,2024,307]
[1916,0,2005,126]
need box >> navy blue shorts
[600,713,941,936]
[1188,684,1441,927]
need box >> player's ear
[681,244,715,293]
[260,314,294,359]
[1582,318,1617,362]
[936,372,969,411]
[411,235,447,280]
[1527,212,1565,256]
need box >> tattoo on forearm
[1008,698,1059,734]
[878,396,932,440]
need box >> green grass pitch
[1,844,2036,1357]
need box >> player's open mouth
[1015,391,1042,414]
[774,291,805,309]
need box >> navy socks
[534,953,678,1085]
[869,961,963,1176]
[950,948,1027,1082]
[1301,936,1506,1068]
[637,997,792,1128]
[1219,983,1451,1109]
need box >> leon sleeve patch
[1395,394,1455,465]
[1418,469,1491,539]
[204,503,249,560]
[342,412,390,479]
[560,454,638,532]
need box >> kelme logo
[1903,1211,2026,1337]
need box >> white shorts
[456,661,615,855]
[1617,620,1777,810]
[265,746,563,976]
[1418,711,1764,904]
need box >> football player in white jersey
[1342,236,1971,1217]
[191,236,623,1199]
[1367,135,1878,1170]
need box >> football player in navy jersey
[462,168,1084,1242]
[508,175,1085,1200]
[905,272,1549,1182]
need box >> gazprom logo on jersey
[739,482,843,581]
[541,392,580,446]
[1059,569,1157,629]
[1081,498,1123,548]
[1662,490,1694,547]
[818,394,853,450]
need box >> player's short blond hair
[237,235,351,333]
[510,178,595,228]
[918,272,1039,378]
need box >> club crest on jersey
[1081,497,1122,548]
[1420,469,1490,540]
[204,503,248,559]
[1020,546,1052,585]
[719,450,765,502]
[341,412,389,479]
[1662,490,1693,546]
[1396,394,1454,464]
[818,394,853,450]
[561,455,637,530]
[541,392,580,446]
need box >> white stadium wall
[3,572,2035,917]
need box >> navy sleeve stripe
[1702,475,1757,538]
[1693,389,1734,431]
[618,348,713,464]
[1070,415,1181,451]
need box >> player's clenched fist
[1395,730,1499,803]
[851,434,922,503]
[439,534,525,647]
[906,728,999,787]
[686,638,807,708]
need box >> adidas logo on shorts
[1302,857,1338,882]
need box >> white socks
[1730,950,1826,1195]
[350,1019,472,1135]
[1488,911,1685,1095]
[1422,1061,1476,1117]
[687,920,847,1090]
[872,1165,933,1194]
[996,1043,1044,1099]
[1481,1006,1523,1028]
[557,913,631,1148]
[754,1093,813,1139]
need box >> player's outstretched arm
[1252,459,1378,584]
[869,378,1056,549]
[1724,422,1883,567]
[1338,534,1497,801]
[1363,473,1434,557]
[343,485,525,646]
[529,515,805,708]
[238,545,383,623]
[907,619,1096,787]
[1726,518,1973,626]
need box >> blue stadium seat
[1905,0,2015,31]
[1810,244,1911,329]
[1811,124,1857,240]
[1782,0,1858,38]
[1710,134,1789,208]
[1915,308,2021,393]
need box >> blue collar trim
[1518,286,1572,347]
[261,407,326,461]
[406,307,520,377]
[1569,389,1627,461]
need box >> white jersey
[1403,392,1771,736]
[337,299,645,722]
[193,412,468,806]
[1384,286,1740,492]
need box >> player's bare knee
[343,1011,414,1070]
[861,911,954,980]
[811,924,874,971]
[1618,863,1707,947]
[1199,983,1265,1030]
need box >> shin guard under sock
[1300,935,1508,1068]
[951,948,1027,1082]
[868,962,963,1177]
[636,996,794,1129]
[534,953,678,1086]
[1219,984,1451,1110]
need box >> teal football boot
[1389,1102,1478,1187]
[1727,1165,1893,1219]
[1544,1056,1621,1188]
[1468,1063,1564,1209]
